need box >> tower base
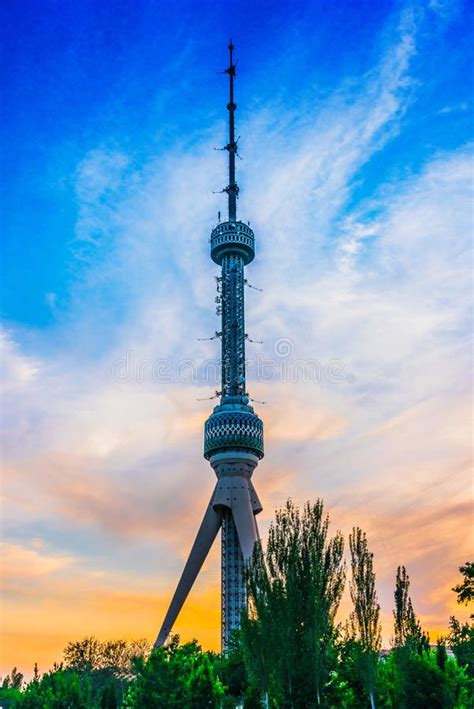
[221,508,245,651]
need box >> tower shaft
[221,253,246,398]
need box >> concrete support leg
[154,494,222,648]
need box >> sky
[1,0,473,678]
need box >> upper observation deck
[210,220,255,265]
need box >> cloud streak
[1,5,472,673]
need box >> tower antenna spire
[225,39,238,221]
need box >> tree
[100,681,119,708]
[393,566,429,655]
[448,616,474,678]
[63,636,149,677]
[348,527,382,709]
[0,686,22,709]
[1,666,24,690]
[241,499,345,707]
[240,541,278,707]
[448,560,474,689]
[213,631,248,701]
[188,653,222,707]
[123,635,224,708]
[379,651,458,709]
[436,637,448,672]
[63,635,150,705]
[63,637,101,674]
[452,562,474,612]
[16,669,93,708]
[386,566,473,708]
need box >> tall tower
[155,42,264,652]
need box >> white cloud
[0,330,40,391]
[1,6,472,652]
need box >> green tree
[448,560,474,688]
[380,651,453,708]
[386,566,473,708]
[100,681,119,708]
[62,635,149,705]
[213,631,248,701]
[1,666,24,690]
[442,655,472,707]
[452,562,474,613]
[348,527,382,709]
[336,632,366,706]
[448,616,474,678]
[189,653,222,707]
[16,669,93,708]
[123,635,224,708]
[436,637,448,672]
[0,686,22,709]
[63,636,149,677]
[393,565,429,655]
[63,636,101,673]
[241,541,279,707]
[378,644,471,709]
[241,499,345,707]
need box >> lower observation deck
[204,404,264,460]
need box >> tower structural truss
[154,42,264,652]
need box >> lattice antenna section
[225,41,238,222]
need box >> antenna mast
[225,40,238,222]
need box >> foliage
[452,562,474,612]
[437,637,448,672]
[123,634,224,708]
[1,667,24,690]
[393,565,430,655]
[61,636,150,706]
[63,636,150,678]
[213,631,247,699]
[378,649,471,708]
[348,527,381,709]
[448,616,474,678]
[448,560,474,697]
[0,686,22,709]
[241,498,345,707]
[15,669,93,708]
[336,633,367,707]
[0,667,24,708]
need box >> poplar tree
[393,566,429,655]
[349,527,382,709]
[241,542,276,708]
[241,499,345,706]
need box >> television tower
[155,42,264,652]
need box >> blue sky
[1,0,473,674]
[2,0,472,326]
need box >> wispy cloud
[1,5,472,671]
